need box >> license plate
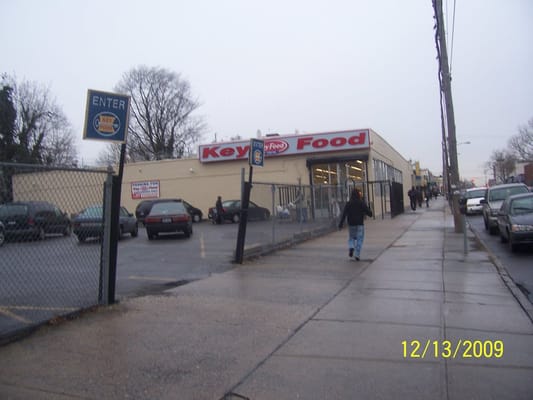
[162,218,172,223]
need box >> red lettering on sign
[236,146,250,158]
[349,132,366,145]
[297,133,366,150]
[220,147,235,157]
[202,146,220,159]
[331,137,347,146]
[265,140,289,154]
[297,137,313,150]
[313,139,328,148]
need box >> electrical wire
[449,0,457,72]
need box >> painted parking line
[1,305,80,325]
[200,233,206,259]
[128,275,179,282]
[0,307,32,324]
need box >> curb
[241,224,337,261]
[467,221,533,324]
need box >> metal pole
[235,166,253,264]
[434,0,462,233]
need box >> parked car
[135,198,203,224]
[208,200,271,223]
[0,201,71,241]
[144,201,193,239]
[462,187,487,215]
[0,221,5,246]
[481,183,530,234]
[497,192,533,252]
[72,205,138,242]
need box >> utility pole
[433,0,462,232]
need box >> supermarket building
[120,128,412,219]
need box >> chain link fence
[244,182,350,255]
[0,162,110,342]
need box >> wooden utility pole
[434,0,462,232]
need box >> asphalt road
[467,213,533,303]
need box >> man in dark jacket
[338,189,373,261]
[215,196,223,224]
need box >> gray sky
[2,0,532,185]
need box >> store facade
[119,129,411,219]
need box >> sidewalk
[1,197,532,400]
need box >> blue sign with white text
[249,138,265,167]
[83,90,130,143]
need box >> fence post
[99,171,113,304]
[271,184,276,244]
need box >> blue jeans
[348,225,365,257]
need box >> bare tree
[0,74,78,165]
[96,143,122,167]
[487,150,517,184]
[114,66,204,161]
[508,118,533,161]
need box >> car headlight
[511,224,533,232]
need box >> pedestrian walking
[408,187,417,211]
[215,196,223,224]
[338,189,373,261]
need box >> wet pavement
[0,197,532,399]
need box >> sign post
[84,89,130,304]
[235,139,264,264]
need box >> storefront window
[311,161,365,185]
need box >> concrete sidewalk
[1,198,532,399]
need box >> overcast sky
[2,0,532,185]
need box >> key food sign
[199,129,370,163]
[83,90,130,143]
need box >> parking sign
[249,138,265,167]
[83,90,130,143]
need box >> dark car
[0,221,5,246]
[135,198,203,224]
[481,183,529,234]
[0,201,71,241]
[208,200,270,223]
[72,205,138,242]
[144,201,193,240]
[497,192,533,252]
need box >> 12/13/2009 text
[402,339,504,359]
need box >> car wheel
[193,214,201,223]
[131,224,138,237]
[232,213,240,223]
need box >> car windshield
[511,197,533,215]
[466,189,485,199]
[79,206,103,218]
[489,186,528,202]
[0,204,28,217]
[150,202,187,215]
